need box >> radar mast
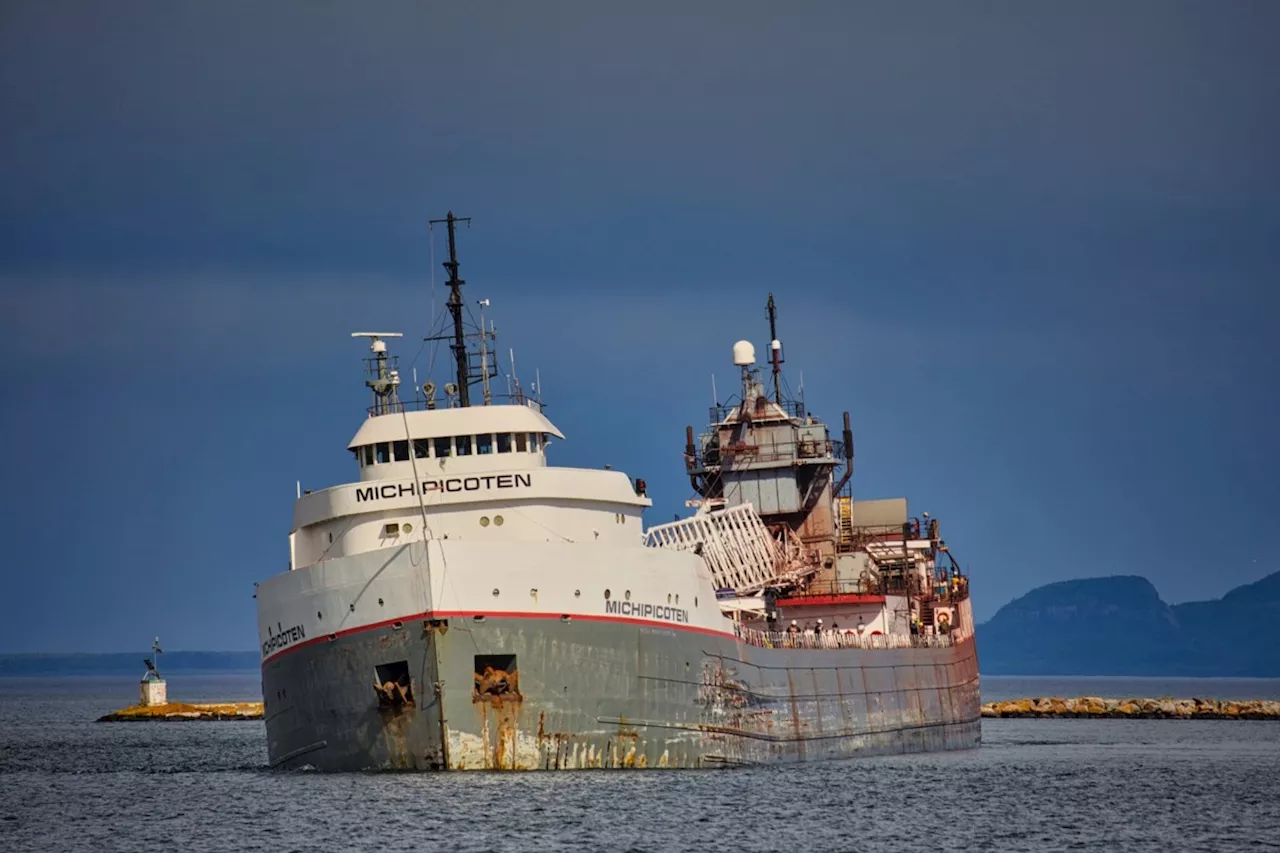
[429,210,473,407]
[767,293,784,406]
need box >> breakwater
[97,701,263,722]
[982,697,1280,720]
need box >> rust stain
[533,711,577,770]
[835,667,853,735]
[382,710,411,769]
[614,723,640,769]
[785,669,806,759]
[811,668,824,735]
[471,666,525,770]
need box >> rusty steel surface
[262,617,980,772]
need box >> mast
[767,292,783,406]
[431,210,473,407]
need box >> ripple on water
[2,675,1279,852]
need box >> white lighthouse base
[140,678,167,707]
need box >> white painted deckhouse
[255,211,980,771]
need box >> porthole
[675,594,679,604]
[480,516,490,527]
[625,590,631,601]
[494,515,504,526]
[378,598,384,606]
[349,603,355,612]
[328,532,333,544]
[695,597,698,607]
[403,523,413,533]
[317,611,323,620]
[667,594,672,604]
[604,589,611,600]
[492,588,500,597]
[574,589,581,597]
[530,588,538,597]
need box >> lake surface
[2,672,1278,852]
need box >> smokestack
[685,425,703,494]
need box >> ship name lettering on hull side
[606,600,690,624]
[262,623,306,658]
[355,473,533,503]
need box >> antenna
[767,293,783,406]
[478,299,492,405]
[351,333,404,415]
[143,636,164,680]
[428,210,473,407]
[509,347,522,402]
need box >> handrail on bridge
[732,624,968,651]
[367,393,544,418]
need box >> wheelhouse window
[476,434,493,455]
[375,442,390,464]
[455,435,473,456]
[393,440,409,462]
[363,445,374,466]
[496,433,512,453]
[514,433,527,452]
[529,433,541,452]
[434,437,452,458]
[352,448,362,466]
[413,439,430,459]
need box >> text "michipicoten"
[355,473,533,502]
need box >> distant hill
[0,651,259,677]
[978,570,1280,676]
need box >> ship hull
[262,614,980,771]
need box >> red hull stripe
[261,610,736,665]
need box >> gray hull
[261,617,980,771]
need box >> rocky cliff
[978,571,1280,676]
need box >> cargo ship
[255,212,980,770]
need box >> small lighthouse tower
[139,637,167,707]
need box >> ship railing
[708,399,807,424]
[784,577,971,604]
[367,392,544,418]
[732,624,960,651]
[704,441,843,467]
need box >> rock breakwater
[982,697,1280,719]
[97,701,263,722]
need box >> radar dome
[732,340,756,366]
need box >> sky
[1,1,1277,653]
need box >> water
[2,673,1279,852]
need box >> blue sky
[1,1,1276,653]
